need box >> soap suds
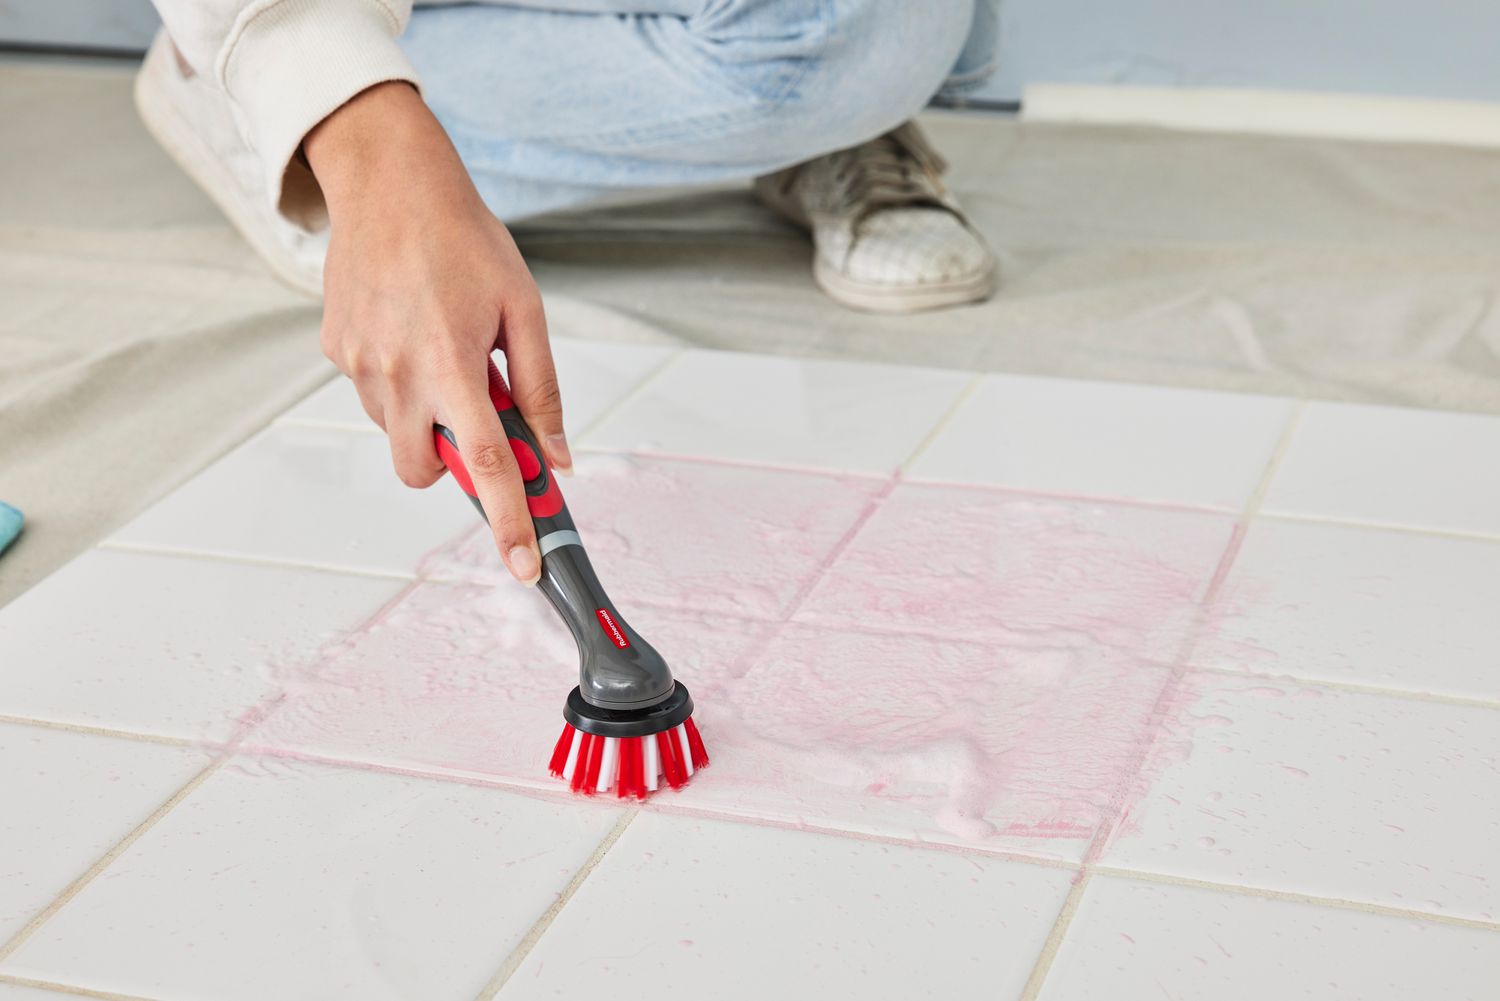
[247,463,1242,855]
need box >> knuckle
[467,441,514,479]
[493,515,533,546]
[526,379,563,416]
[378,353,407,382]
[343,350,373,378]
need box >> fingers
[503,295,571,475]
[445,379,541,586]
[388,404,445,489]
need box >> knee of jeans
[764,0,977,153]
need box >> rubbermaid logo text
[595,608,630,649]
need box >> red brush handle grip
[432,359,564,521]
[484,359,515,412]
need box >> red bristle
[629,737,647,799]
[618,736,642,800]
[581,733,606,796]
[549,724,575,778]
[657,729,685,789]
[683,717,709,770]
[569,733,593,793]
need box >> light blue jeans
[400,0,999,220]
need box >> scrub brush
[434,359,709,798]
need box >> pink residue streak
[244,455,1239,860]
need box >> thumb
[504,294,571,474]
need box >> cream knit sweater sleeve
[151,0,419,221]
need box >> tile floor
[2,339,1497,999]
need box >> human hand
[305,82,570,585]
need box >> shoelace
[827,127,950,222]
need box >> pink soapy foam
[245,581,767,784]
[246,463,1239,860]
[418,453,882,620]
[795,484,1236,662]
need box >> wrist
[304,81,475,221]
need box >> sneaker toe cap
[839,209,993,287]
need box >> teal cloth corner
[0,502,22,555]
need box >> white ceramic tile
[243,581,766,791]
[420,453,881,619]
[583,348,971,474]
[1196,519,1500,700]
[0,550,403,740]
[0,723,208,945]
[110,425,476,576]
[277,338,675,439]
[908,374,1297,509]
[795,483,1237,660]
[1039,876,1500,1001]
[1103,675,1500,921]
[500,812,1073,1001]
[3,757,624,1001]
[1263,401,1500,536]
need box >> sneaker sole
[813,255,999,314]
[134,38,324,297]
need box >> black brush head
[563,681,694,738]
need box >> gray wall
[0,0,158,51]
[4,0,1498,105]
[979,0,1500,103]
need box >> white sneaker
[134,31,326,295]
[755,122,997,313]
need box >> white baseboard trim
[1022,83,1500,149]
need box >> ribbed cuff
[220,0,419,224]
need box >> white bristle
[598,737,619,793]
[560,730,581,781]
[644,734,660,792]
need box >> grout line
[0,715,196,748]
[0,974,162,1001]
[570,442,892,482]
[640,800,1086,871]
[472,808,639,1001]
[222,732,1500,937]
[225,739,1088,870]
[710,470,901,685]
[95,539,417,583]
[569,349,686,447]
[1090,865,1500,933]
[1255,509,1500,545]
[779,474,897,620]
[895,469,1239,516]
[0,757,227,963]
[1062,399,1308,924]
[1189,663,1500,711]
[0,577,427,963]
[1018,872,1091,1001]
[1241,400,1307,519]
[275,347,689,443]
[896,371,985,472]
